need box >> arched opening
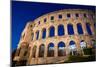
[36,31,39,40]
[32,45,37,58]
[75,13,79,17]
[51,16,54,20]
[49,26,55,37]
[58,24,65,36]
[27,47,31,58]
[67,24,74,35]
[67,13,70,18]
[58,41,66,56]
[47,43,54,57]
[23,45,29,57]
[39,44,45,57]
[80,40,87,55]
[77,23,83,34]
[15,44,28,65]
[58,14,62,19]
[80,40,87,49]
[44,18,47,23]
[24,50,28,57]
[69,41,77,55]
[86,23,92,35]
[19,44,28,57]
[42,28,46,39]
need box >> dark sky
[11,1,95,51]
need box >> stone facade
[13,9,96,65]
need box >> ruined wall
[13,9,96,65]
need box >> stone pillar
[64,24,68,35]
[35,45,39,64]
[44,44,48,64]
[46,28,49,38]
[91,23,95,35]
[65,42,70,55]
[75,40,82,55]
[35,45,39,58]
[27,47,33,64]
[55,25,58,36]
[44,44,47,58]
[39,30,42,39]
[73,24,78,35]
[33,31,36,41]
[19,48,25,58]
[85,37,91,48]
[54,45,58,57]
[82,22,88,35]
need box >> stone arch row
[15,38,95,59]
[31,22,95,41]
[30,39,95,58]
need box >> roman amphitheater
[13,9,96,65]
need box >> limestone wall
[13,9,96,65]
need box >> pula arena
[13,9,96,65]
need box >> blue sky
[11,1,95,51]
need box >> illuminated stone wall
[13,9,96,65]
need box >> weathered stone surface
[13,9,96,65]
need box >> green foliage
[64,55,96,63]
[64,48,96,63]
[83,48,92,55]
